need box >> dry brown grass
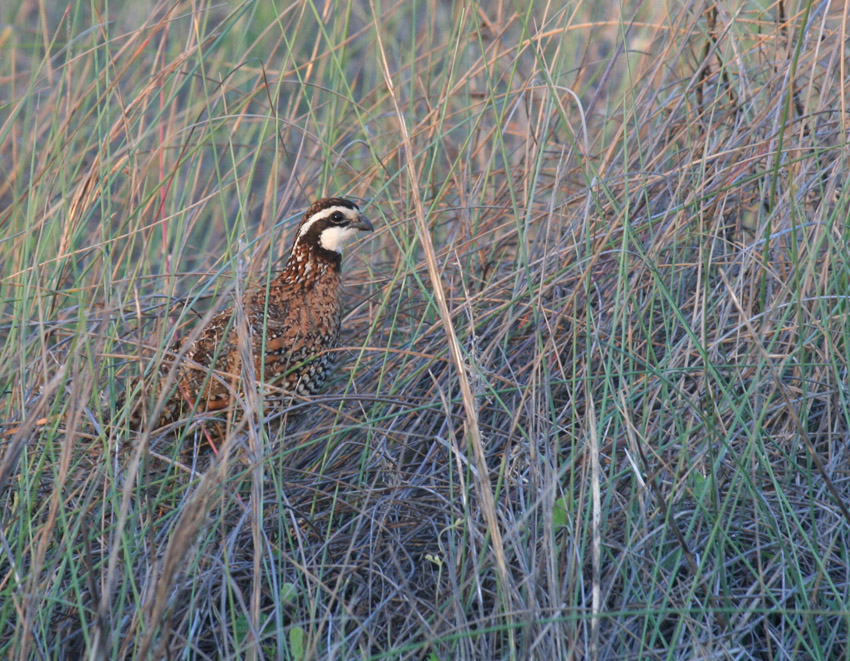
[2,0,850,658]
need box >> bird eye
[331,212,344,223]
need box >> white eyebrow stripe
[296,205,359,240]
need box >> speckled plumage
[128,197,372,432]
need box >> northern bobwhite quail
[126,197,373,433]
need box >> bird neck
[277,243,341,288]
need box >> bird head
[295,197,373,254]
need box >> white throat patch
[319,225,361,253]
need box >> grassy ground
[2,0,849,658]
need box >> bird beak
[352,214,373,233]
